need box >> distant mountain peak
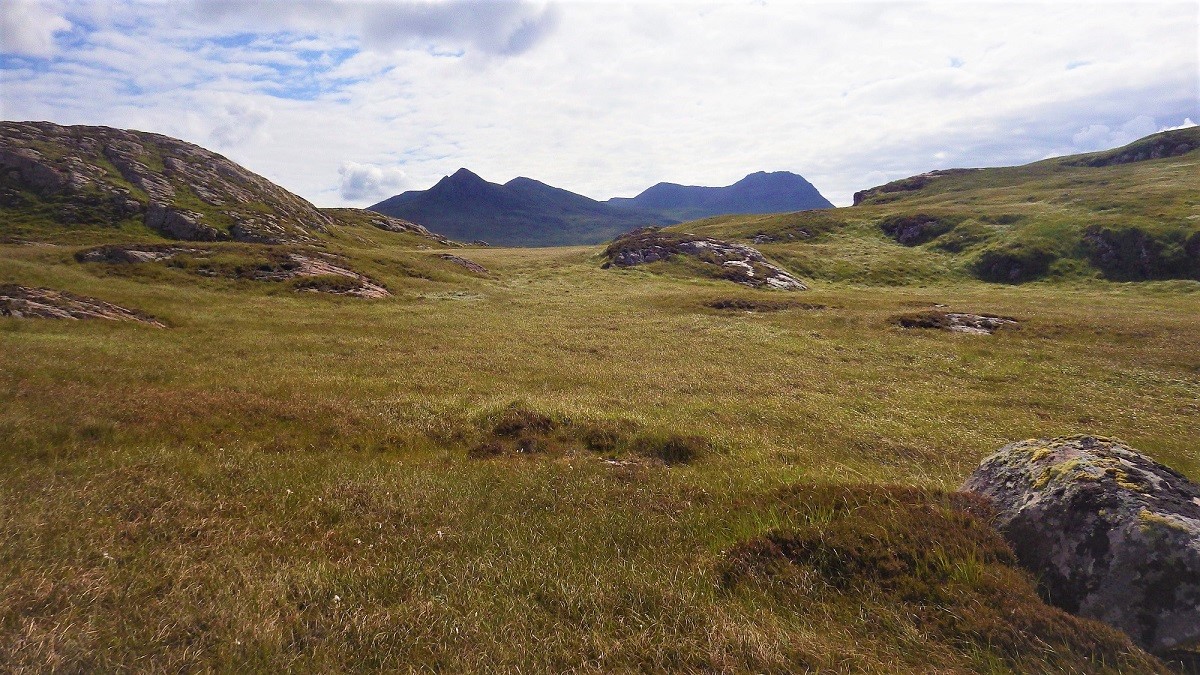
[443,168,485,184]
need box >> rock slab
[603,228,807,290]
[0,285,164,326]
[961,435,1200,655]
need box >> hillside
[673,127,1200,285]
[369,168,676,247]
[608,170,834,221]
[0,121,341,244]
[0,121,456,252]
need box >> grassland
[2,201,1198,672]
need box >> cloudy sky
[2,0,1196,207]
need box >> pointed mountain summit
[608,171,834,221]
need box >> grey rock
[604,228,807,290]
[961,436,1200,655]
[0,284,164,326]
[145,203,228,241]
[438,254,489,275]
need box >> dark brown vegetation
[468,403,707,465]
[719,483,1169,673]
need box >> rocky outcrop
[1067,128,1199,168]
[0,285,164,326]
[284,254,390,298]
[1083,225,1200,281]
[438,254,489,275]
[74,243,194,264]
[603,228,807,290]
[0,121,332,243]
[961,436,1200,656]
[878,214,955,246]
[73,244,389,298]
[894,310,1017,334]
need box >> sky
[1,1,1197,208]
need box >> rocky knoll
[0,121,332,243]
[603,228,807,290]
[1067,127,1200,168]
[0,284,164,326]
[962,436,1200,656]
[893,310,1018,334]
[74,244,390,298]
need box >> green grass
[680,128,1200,285]
[1,222,1198,671]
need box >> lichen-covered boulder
[961,435,1200,655]
[602,228,807,290]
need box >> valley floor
[1,238,1197,672]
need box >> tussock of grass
[719,483,1167,673]
[467,403,707,465]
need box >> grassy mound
[719,483,1167,673]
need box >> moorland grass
[1,228,1198,671]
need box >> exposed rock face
[894,310,1017,334]
[878,214,954,246]
[362,213,444,240]
[438,254,489,275]
[603,228,807,290]
[961,436,1200,655]
[1083,225,1200,281]
[73,244,389,298]
[74,243,193,264]
[0,285,164,326]
[0,121,332,243]
[284,254,390,298]
[1067,129,1199,168]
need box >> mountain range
[369,169,833,247]
[369,169,675,247]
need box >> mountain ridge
[608,170,834,221]
[370,169,834,247]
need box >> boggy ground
[1,232,1198,672]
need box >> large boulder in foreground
[961,435,1200,655]
[602,227,807,290]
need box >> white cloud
[0,0,71,56]
[1071,115,1159,152]
[338,161,409,201]
[209,100,273,148]
[1162,118,1197,131]
[1,1,1197,207]
[190,0,559,57]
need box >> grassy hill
[673,127,1200,286]
[1,127,1198,672]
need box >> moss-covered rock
[961,436,1200,657]
[602,227,807,290]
